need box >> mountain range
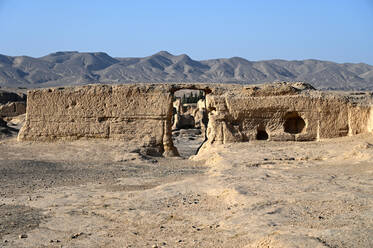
[1,51,373,90]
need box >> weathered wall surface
[0,90,27,118]
[203,83,373,148]
[0,102,26,118]
[18,84,179,155]
[18,82,373,156]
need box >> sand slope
[0,134,372,247]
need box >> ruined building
[18,82,373,156]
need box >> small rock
[71,232,83,239]
[19,234,27,239]
[152,245,158,248]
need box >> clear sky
[1,0,373,64]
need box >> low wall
[18,84,178,155]
[0,102,26,118]
[18,82,373,156]
[204,92,372,147]
[0,90,26,118]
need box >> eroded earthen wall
[0,90,27,118]
[18,82,373,156]
[18,84,178,155]
[203,85,373,147]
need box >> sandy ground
[0,129,372,248]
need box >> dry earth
[0,130,373,247]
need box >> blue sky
[1,0,373,64]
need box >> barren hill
[1,51,373,90]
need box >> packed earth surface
[0,128,372,248]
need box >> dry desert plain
[0,127,373,248]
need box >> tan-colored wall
[0,102,26,118]
[18,82,373,156]
[18,84,178,155]
[203,85,373,147]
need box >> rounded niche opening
[256,130,269,140]
[284,112,305,134]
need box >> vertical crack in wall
[368,106,373,133]
[348,107,353,136]
[316,119,320,141]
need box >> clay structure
[18,82,373,156]
[0,90,26,118]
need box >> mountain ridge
[1,51,373,90]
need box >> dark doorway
[256,124,269,140]
[256,130,269,140]
[284,112,305,134]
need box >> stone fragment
[19,234,27,239]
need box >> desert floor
[0,130,372,248]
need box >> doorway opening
[256,124,269,140]
[284,111,305,134]
[171,89,208,157]
[256,129,269,140]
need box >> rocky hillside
[1,51,373,90]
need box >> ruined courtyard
[0,82,372,247]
